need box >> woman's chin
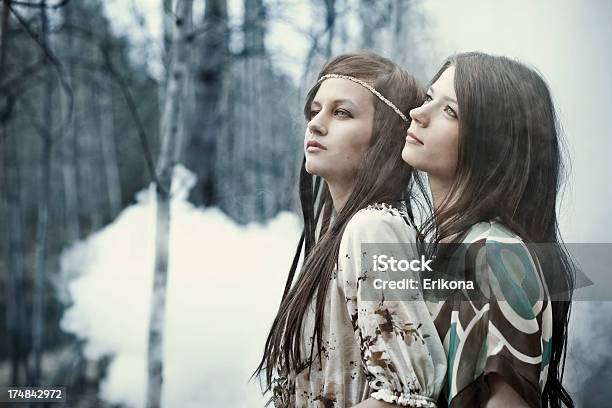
[401,149,430,174]
[304,162,321,177]
[401,146,418,167]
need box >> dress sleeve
[337,208,447,407]
[445,236,552,407]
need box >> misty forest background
[0,0,608,407]
[0,0,434,406]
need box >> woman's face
[304,78,375,184]
[401,66,460,181]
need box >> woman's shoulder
[342,201,416,244]
[345,202,413,232]
[462,221,547,297]
[461,220,524,245]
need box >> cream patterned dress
[272,203,447,407]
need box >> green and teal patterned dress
[429,221,552,408]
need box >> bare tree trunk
[2,3,29,385]
[0,0,7,156]
[0,0,23,386]
[146,1,193,407]
[162,0,173,80]
[158,0,174,109]
[243,0,265,54]
[323,0,336,57]
[61,3,80,242]
[243,0,266,222]
[185,0,229,207]
[89,67,121,221]
[31,0,53,384]
[84,72,104,231]
[3,125,28,386]
[73,28,103,233]
[99,74,122,218]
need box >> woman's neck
[429,175,453,211]
[327,180,354,212]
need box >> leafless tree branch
[7,2,73,132]
[99,44,163,193]
[9,0,70,9]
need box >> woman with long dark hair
[254,52,447,407]
[401,52,574,407]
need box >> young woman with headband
[401,52,574,407]
[254,52,447,407]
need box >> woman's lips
[306,140,327,152]
[406,130,424,145]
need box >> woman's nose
[307,116,327,136]
[409,105,429,127]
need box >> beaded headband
[317,73,409,122]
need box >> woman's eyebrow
[444,96,458,105]
[428,85,457,105]
[333,98,356,106]
[311,98,358,109]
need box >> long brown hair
[421,52,575,408]
[253,52,426,393]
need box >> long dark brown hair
[421,52,575,408]
[253,52,426,394]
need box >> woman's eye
[309,110,320,119]
[444,106,457,119]
[423,94,433,104]
[334,109,351,118]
